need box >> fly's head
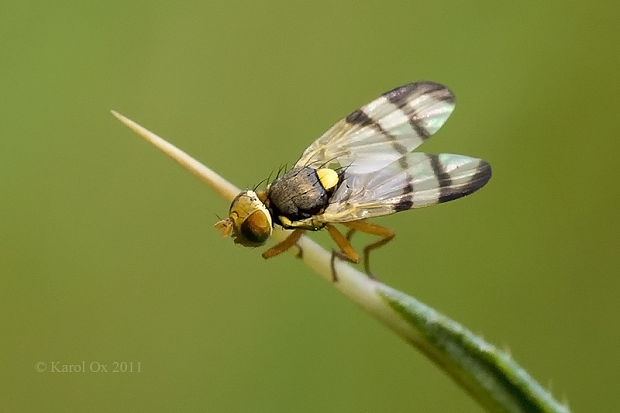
[214,190,272,247]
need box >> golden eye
[240,210,271,244]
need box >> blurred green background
[2,1,617,411]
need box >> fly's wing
[316,153,491,223]
[295,82,455,175]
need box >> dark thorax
[266,166,338,229]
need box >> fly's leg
[262,229,304,259]
[342,220,395,277]
[346,228,356,241]
[330,250,354,282]
[326,224,360,282]
[326,224,360,263]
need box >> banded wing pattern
[295,82,455,175]
[316,153,492,223]
[213,79,491,274]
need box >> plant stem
[112,111,570,413]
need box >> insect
[215,81,491,277]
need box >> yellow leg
[262,229,304,259]
[326,224,360,264]
[326,224,360,282]
[342,220,395,276]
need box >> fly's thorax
[214,190,273,246]
[266,166,340,226]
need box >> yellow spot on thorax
[317,168,339,190]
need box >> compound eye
[240,210,271,244]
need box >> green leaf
[379,284,569,413]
